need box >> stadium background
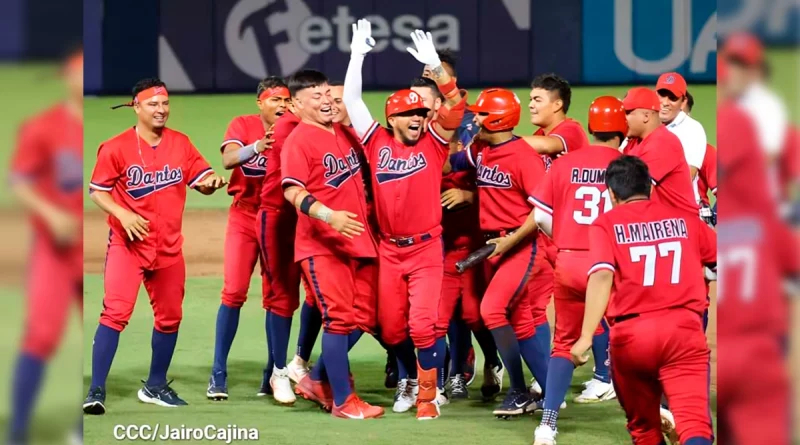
[0,0,795,443]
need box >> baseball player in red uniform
[8,46,83,443]
[571,155,716,445]
[84,78,227,414]
[280,69,383,419]
[343,21,467,420]
[529,96,624,445]
[522,73,589,161]
[207,77,290,402]
[622,88,698,215]
[448,88,549,417]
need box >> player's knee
[380,324,407,347]
[480,301,506,330]
[99,314,129,333]
[410,329,435,350]
[22,329,60,361]
[513,323,536,341]
[155,320,180,334]
[221,292,246,309]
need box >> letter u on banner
[613,0,692,75]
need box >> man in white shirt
[655,72,708,204]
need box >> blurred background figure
[717,1,800,441]
[0,0,82,442]
[6,46,84,445]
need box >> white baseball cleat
[434,387,449,407]
[573,379,616,404]
[660,407,679,444]
[533,424,557,445]
[286,355,310,385]
[392,378,418,413]
[269,366,296,405]
[530,378,543,398]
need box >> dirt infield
[83,208,716,389]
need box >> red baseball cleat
[295,376,333,411]
[331,394,384,419]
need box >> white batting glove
[406,30,441,68]
[350,19,376,56]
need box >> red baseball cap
[722,32,764,66]
[622,87,660,112]
[656,72,687,97]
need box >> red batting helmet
[467,88,521,131]
[385,89,429,118]
[588,96,628,134]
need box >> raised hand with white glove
[350,19,376,57]
[406,30,442,69]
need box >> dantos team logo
[374,147,428,183]
[125,165,183,199]
[241,154,267,177]
[475,153,511,189]
[323,147,361,188]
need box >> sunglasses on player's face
[395,109,429,118]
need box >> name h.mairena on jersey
[322,147,361,188]
[374,146,428,183]
[613,217,689,245]
[571,168,606,184]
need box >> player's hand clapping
[256,128,275,153]
[197,173,228,190]
[350,19,376,56]
[406,30,441,68]
[327,210,365,239]
[115,208,150,241]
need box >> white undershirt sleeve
[343,54,376,139]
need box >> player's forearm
[581,271,614,339]
[89,190,128,220]
[194,184,217,195]
[283,186,333,223]
[343,54,375,138]
[521,135,563,155]
[221,142,259,169]
[427,64,460,108]
[506,210,538,247]
[11,182,66,222]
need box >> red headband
[135,86,169,104]
[111,85,169,110]
[258,87,290,101]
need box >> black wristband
[300,194,317,215]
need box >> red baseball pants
[256,207,301,317]
[300,256,377,335]
[718,334,788,445]
[480,238,536,339]
[551,250,603,360]
[22,238,82,360]
[528,237,554,327]
[377,237,443,349]
[221,203,266,308]
[99,244,185,333]
[610,308,713,445]
[438,246,484,334]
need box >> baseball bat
[455,243,496,274]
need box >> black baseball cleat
[83,386,106,415]
[493,388,535,419]
[257,367,273,396]
[447,374,468,400]
[206,371,228,401]
[384,351,398,389]
[137,380,188,407]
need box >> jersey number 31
[573,186,612,225]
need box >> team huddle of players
[83,19,719,445]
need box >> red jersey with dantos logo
[588,200,716,319]
[10,104,83,244]
[534,118,589,169]
[625,126,698,214]
[464,136,547,231]
[697,144,717,206]
[89,127,213,270]
[441,170,480,250]
[221,114,267,206]
[261,111,301,210]
[281,122,377,261]
[530,144,621,250]
[360,121,450,237]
